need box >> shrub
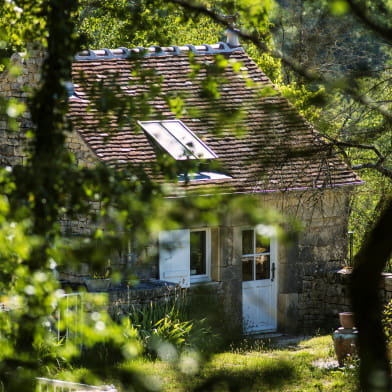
[128,293,213,358]
[131,301,193,350]
[382,299,392,346]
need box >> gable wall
[66,130,98,168]
[215,186,353,334]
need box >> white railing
[36,377,117,392]
[56,292,84,347]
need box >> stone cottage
[0,39,363,335]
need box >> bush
[382,299,392,346]
[131,301,192,349]
[128,293,213,358]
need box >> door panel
[242,276,276,333]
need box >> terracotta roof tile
[69,45,362,193]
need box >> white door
[241,228,277,334]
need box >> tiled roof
[69,43,362,194]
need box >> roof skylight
[178,171,232,182]
[138,120,217,160]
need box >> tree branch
[346,0,392,43]
[322,135,392,179]
[326,138,384,160]
[168,0,392,124]
[352,163,392,180]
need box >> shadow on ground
[191,359,297,392]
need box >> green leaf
[330,0,350,16]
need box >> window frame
[241,228,272,281]
[158,228,212,287]
[190,228,211,284]
[138,119,217,160]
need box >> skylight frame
[138,120,217,161]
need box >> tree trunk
[351,195,392,392]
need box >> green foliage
[382,299,392,345]
[329,0,350,16]
[77,0,223,49]
[321,67,392,268]
[0,0,47,52]
[33,337,68,375]
[144,315,193,358]
[128,292,213,359]
[0,0,150,389]
[280,82,325,123]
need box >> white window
[138,120,217,160]
[159,228,211,287]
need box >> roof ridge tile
[74,42,244,61]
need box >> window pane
[139,120,217,160]
[255,233,270,254]
[242,256,253,281]
[140,121,189,160]
[162,121,217,159]
[255,255,270,280]
[242,230,254,255]
[190,231,206,276]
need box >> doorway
[241,228,278,333]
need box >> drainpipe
[348,231,354,266]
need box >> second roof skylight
[138,120,217,160]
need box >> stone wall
[0,48,100,239]
[106,280,230,338]
[0,48,44,166]
[108,281,179,320]
[241,187,354,334]
[0,48,44,98]
[0,48,98,169]
[322,269,392,331]
[65,130,98,168]
[218,225,243,335]
[186,281,230,336]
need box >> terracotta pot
[339,312,355,329]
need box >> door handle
[271,263,275,282]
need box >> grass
[119,335,359,392]
[52,335,359,391]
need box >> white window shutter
[159,229,190,288]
